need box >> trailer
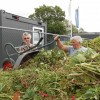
[0,10,47,68]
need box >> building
[0,10,47,68]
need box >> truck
[0,10,47,68]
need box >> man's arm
[54,36,68,52]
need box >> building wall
[73,32,100,39]
[0,10,47,67]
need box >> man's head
[22,32,31,44]
[70,36,83,49]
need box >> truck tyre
[3,58,15,71]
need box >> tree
[63,19,80,34]
[72,25,78,34]
[29,5,67,34]
[29,5,85,35]
[78,28,85,33]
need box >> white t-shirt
[67,46,88,56]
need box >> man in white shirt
[54,35,87,56]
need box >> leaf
[21,79,28,88]
[0,83,5,92]
[12,90,20,100]
[38,91,49,97]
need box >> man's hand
[54,35,60,41]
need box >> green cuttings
[0,36,100,100]
[85,48,99,59]
[70,48,100,65]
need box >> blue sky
[0,0,100,32]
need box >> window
[33,27,44,45]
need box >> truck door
[33,27,44,46]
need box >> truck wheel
[3,58,15,71]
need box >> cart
[3,37,55,70]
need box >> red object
[16,16,19,21]
[22,79,28,88]
[38,91,48,97]
[13,90,20,100]
[71,95,76,100]
[3,61,13,71]
[12,15,19,21]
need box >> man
[22,32,33,48]
[18,32,34,52]
[54,35,88,56]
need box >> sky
[0,0,100,32]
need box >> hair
[70,36,83,43]
[22,32,31,39]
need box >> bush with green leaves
[0,37,100,100]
